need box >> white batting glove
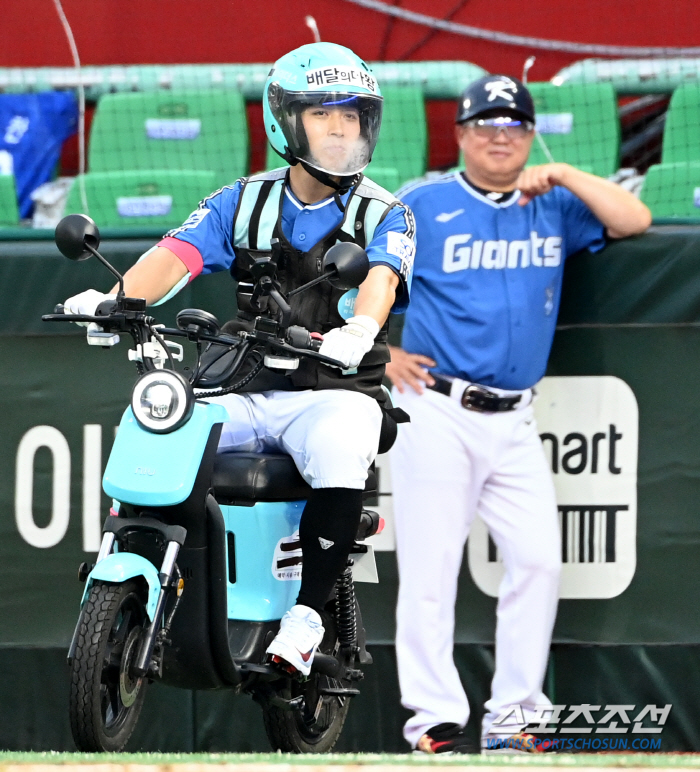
[63,289,115,327]
[318,315,380,369]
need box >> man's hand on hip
[385,346,436,394]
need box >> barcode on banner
[487,505,628,564]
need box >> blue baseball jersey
[158,176,415,312]
[398,172,606,390]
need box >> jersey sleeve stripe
[404,205,416,240]
[157,236,204,280]
[388,202,415,240]
[376,202,415,241]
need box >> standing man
[64,43,414,678]
[387,74,650,754]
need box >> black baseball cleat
[413,722,479,755]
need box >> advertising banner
[2,230,700,646]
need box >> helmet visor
[268,86,383,176]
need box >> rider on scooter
[63,43,415,677]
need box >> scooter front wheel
[69,580,149,752]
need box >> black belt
[427,374,522,412]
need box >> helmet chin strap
[299,160,361,212]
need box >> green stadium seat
[639,161,700,220]
[265,142,284,174]
[661,83,700,164]
[362,167,402,194]
[526,82,620,177]
[0,175,19,225]
[88,91,248,187]
[365,86,427,192]
[265,86,427,193]
[64,169,217,227]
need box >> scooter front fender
[81,553,161,621]
[103,401,228,506]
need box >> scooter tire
[262,616,351,753]
[262,676,351,754]
[69,580,149,752]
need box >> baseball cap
[456,75,535,124]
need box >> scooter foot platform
[239,661,280,677]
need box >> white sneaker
[266,604,324,676]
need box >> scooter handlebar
[42,310,98,323]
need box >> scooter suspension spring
[335,563,357,647]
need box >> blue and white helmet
[263,43,383,177]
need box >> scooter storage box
[221,500,304,621]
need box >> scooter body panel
[103,401,228,506]
[222,500,304,621]
[81,553,161,620]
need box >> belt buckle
[460,384,495,412]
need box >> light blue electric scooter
[44,214,398,753]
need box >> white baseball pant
[390,382,561,748]
[211,388,382,490]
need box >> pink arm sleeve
[157,236,204,281]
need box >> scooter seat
[212,452,377,503]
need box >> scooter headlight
[131,370,194,433]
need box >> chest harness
[227,167,403,397]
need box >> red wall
[3,0,698,81]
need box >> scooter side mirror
[55,214,101,261]
[322,243,370,291]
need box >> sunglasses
[464,116,535,139]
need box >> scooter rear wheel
[262,616,351,753]
[69,580,149,752]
